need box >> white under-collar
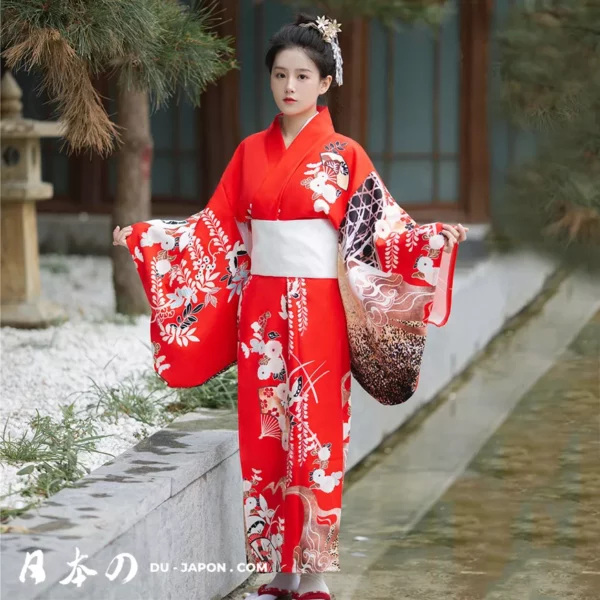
[279,110,320,139]
[299,111,320,132]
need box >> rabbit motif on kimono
[310,171,338,203]
[310,468,343,493]
[413,255,440,286]
[302,150,350,215]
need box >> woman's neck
[280,107,319,148]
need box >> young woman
[113,14,467,600]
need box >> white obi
[249,219,338,279]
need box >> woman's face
[270,47,332,117]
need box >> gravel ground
[0,254,166,508]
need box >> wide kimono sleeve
[336,144,458,406]
[125,142,250,388]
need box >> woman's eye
[298,74,307,80]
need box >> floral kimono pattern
[126,106,457,573]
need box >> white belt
[250,219,338,279]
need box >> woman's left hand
[440,223,469,253]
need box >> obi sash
[250,219,338,279]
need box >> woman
[113,14,467,600]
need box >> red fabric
[126,106,458,572]
[257,583,295,597]
[291,591,331,600]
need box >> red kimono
[126,106,457,573]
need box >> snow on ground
[0,254,168,505]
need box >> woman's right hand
[112,225,133,247]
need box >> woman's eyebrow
[273,66,313,72]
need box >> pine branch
[2,24,120,155]
[498,2,600,129]
[495,98,600,270]
[1,0,236,156]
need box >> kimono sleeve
[337,146,458,406]
[125,142,250,388]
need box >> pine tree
[496,1,600,272]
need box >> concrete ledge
[1,417,246,600]
[1,250,556,600]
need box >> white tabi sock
[297,572,329,595]
[270,572,300,592]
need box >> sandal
[256,583,295,598]
[291,592,332,600]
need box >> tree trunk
[198,0,240,202]
[112,85,153,315]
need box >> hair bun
[294,13,318,27]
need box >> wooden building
[11,0,536,227]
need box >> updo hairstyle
[264,13,338,88]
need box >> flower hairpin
[300,16,344,86]
[313,16,342,42]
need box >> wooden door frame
[460,0,492,223]
[329,18,369,146]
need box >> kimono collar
[265,105,335,166]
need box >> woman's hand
[440,223,468,253]
[112,225,133,247]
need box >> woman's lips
[284,98,296,104]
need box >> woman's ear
[319,75,333,96]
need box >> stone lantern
[0,71,67,328]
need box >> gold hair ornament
[300,16,344,86]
